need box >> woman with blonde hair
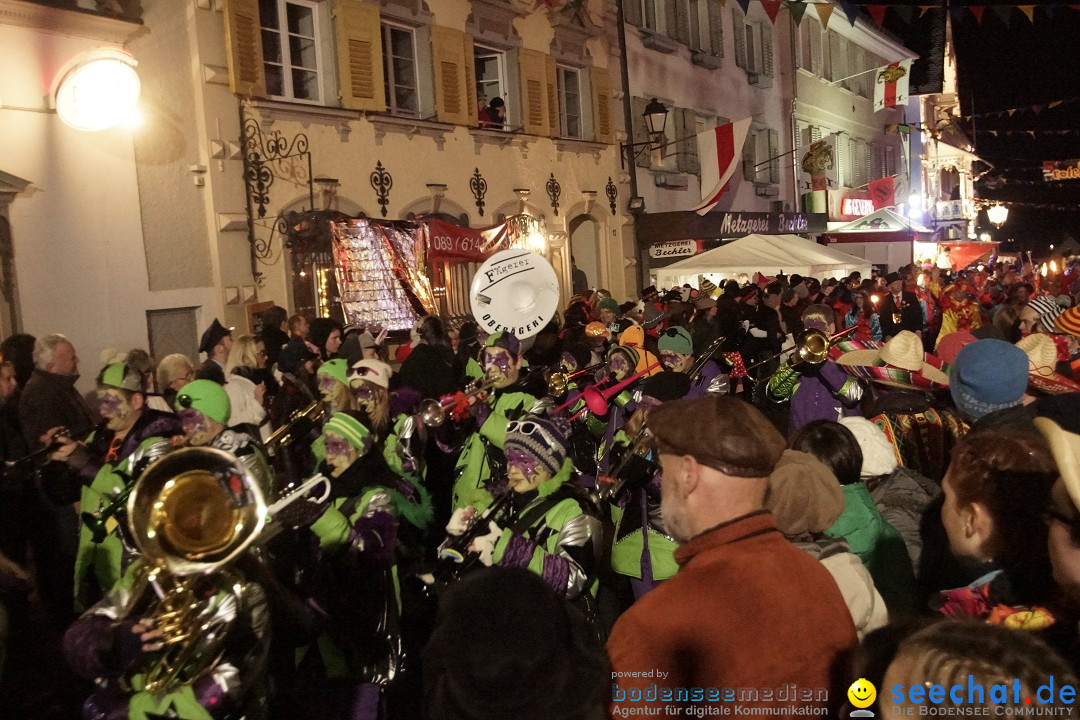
[223,333,268,434]
[154,353,195,411]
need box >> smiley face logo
[847,678,877,710]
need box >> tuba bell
[123,446,267,694]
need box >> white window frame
[381,21,421,117]
[260,0,324,105]
[556,65,584,139]
[474,45,508,119]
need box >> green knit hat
[175,379,231,425]
[657,326,694,356]
[323,411,373,456]
[597,297,620,314]
[97,362,144,393]
[316,358,349,387]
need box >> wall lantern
[54,49,141,132]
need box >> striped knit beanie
[504,415,568,478]
[323,411,373,456]
[1029,295,1065,334]
[1056,306,1080,337]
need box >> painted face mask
[506,447,547,493]
[324,431,361,477]
[98,390,134,432]
[351,380,379,414]
[318,375,342,402]
[483,348,516,387]
[560,352,578,373]
[609,353,630,380]
[178,408,215,446]
[660,351,683,372]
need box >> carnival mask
[506,447,549,494]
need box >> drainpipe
[614,0,647,292]
[789,14,800,215]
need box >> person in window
[479,97,505,129]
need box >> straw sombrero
[1035,412,1080,514]
[1017,333,1080,395]
[835,330,950,389]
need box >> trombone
[547,362,606,397]
[744,326,857,373]
[266,400,325,449]
[418,377,498,427]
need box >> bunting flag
[735,0,751,14]
[991,4,1013,25]
[692,117,753,216]
[969,5,984,24]
[958,96,1080,121]
[789,0,808,25]
[919,5,934,17]
[816,2,834,29]
[868,4,888,26]
[873,59,912,112]
[760,0,782,23]
[892,4,914,22]
[869,176,895,210]
[1019,5,1036,22]
[840,1,861,24]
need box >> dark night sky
[886,2,1080,254]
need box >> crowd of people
[3,256,1080,719]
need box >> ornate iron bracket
[470,168,488,217]
[606,176,618,216]
[242,116,313,224]
[370,161,392,217]
[546,172,562,217]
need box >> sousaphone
[469,249,560,340]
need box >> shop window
[260,0,323,103]
[556,66,583,139]
[382,22,420,117]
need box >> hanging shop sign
[649,240,697,260]
[841,196,876,218]
[638,211,827,243]
[1043,159,1080,182]
[425,219,511,262]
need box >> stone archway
[569,214,601,294]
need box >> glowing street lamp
[987,204,1009,228]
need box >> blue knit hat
[504,415,568,478]
[950,339,1029,419]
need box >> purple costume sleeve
[349,511,398,567]
[64,616,143,681]
[818,361,850,394]
[499,534,537,569]
[541,555,571,597]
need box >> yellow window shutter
[463,35,477,126]
[517,49,548,136]
[223,0,266,98]
[546,54,558,137]
[333,0,385,112]
[590,66,612,143]
[431,26,468,125]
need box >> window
[745,124,779,184]
[640,0,663,32]
[382,23,419,116]
[827,31,844,83]
[474,46,506,120]
[733,10,771,86]
[557,66,583,138]
[886,145,897,176]
[797,17,822,75]
[686,0,709,52]
[260,0,322,103]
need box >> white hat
[348,358,392,389]
[839,416,899,479]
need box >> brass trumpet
[745,326,857,372]
[266,400,325,449]
[418,377,498,427]
[547,362,606,397]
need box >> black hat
[489,97,505,108]
[199,318,233,354]
[885,272,902,285]
[641,285,659,301]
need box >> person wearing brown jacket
[606,395,857,718]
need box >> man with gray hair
[19,334,96,449]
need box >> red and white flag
[873,59,912,112]
[692,117,753,216]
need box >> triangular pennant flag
[970,5,985,24]
[868,5,888,27]
[692,117,754,215]
[893,4,914,23]
[1007,108,1018,116]
[1048,100,1063,109]
[840,1,861,25]
[735,0,750,13]
[715,0,727,5]
[816,2,834,29]
[1028,131,1036,138]
[1032,104,1044,114]
[760,0,782,24]
[991,4,1012,25]
[1018,5,1035,23]
[789,0,808,26]
[919,5,934,18]
[989,130,998,136]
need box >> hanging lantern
[987,204,1009,228]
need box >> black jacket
[879,291,923,338]
[19,369,97,448]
